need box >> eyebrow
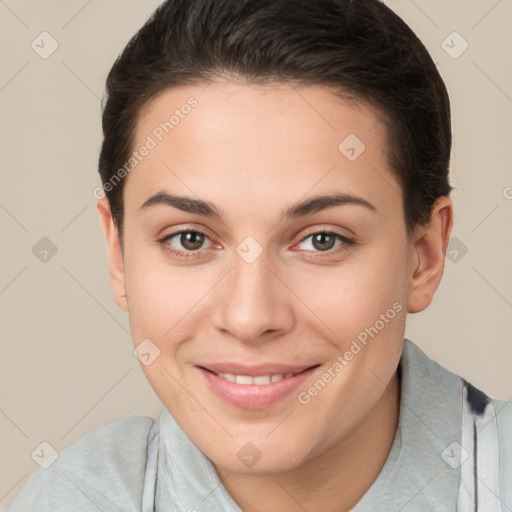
[139,191,377,220]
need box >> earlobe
[97,197,128,311]
[406,196,453,314]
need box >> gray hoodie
[5,339,512,511]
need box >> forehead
[134,79,384,155]
[126,79,401,223]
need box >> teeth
[235,375,254,385]
[216,372,298,385]
[253,375,271,385]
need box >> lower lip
[196,366,320,410]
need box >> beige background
[1,0,511,508]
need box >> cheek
[294,242,408,345]
[123,244,192,344]
[124,231,409,347]
[289,245,407,440]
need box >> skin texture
[97,79,453,511]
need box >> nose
[211,251,295,346]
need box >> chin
[216,453,306,476]
[205,434,313,475]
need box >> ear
[406,196,453,314]
[97,197,128,311]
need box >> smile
[207,369,302,386]
[197,364,321,409]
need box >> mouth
[196,363,321,409]
[200,366,313,385]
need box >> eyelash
[158,228,355,260]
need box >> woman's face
[101,79,427,473]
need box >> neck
[216,371,401,512]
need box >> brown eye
[161,229,214,256]
[297,231,351,253]
[311,233,337,251]
[178,231,205,251]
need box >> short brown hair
[98,0,453,241]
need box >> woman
[7,0,511,510]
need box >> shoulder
[401,339,511,459]
[6,414,156,512]
[446,382,511,509]
[401,340,511,507]
[492,395,512,505]
[494,396,512,431]
[462,386,512,508]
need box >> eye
[296,230,354,254]
[159,229,215,258]
[158,228,354,260]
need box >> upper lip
[198,363,318,376]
